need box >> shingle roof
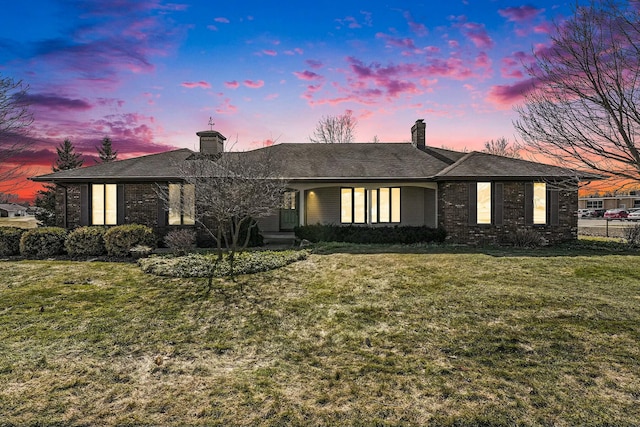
[433,151,599,180]
[31,142,597,183]
[31,149,194,182]
[233,143,458,179]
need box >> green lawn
[1,245,639,426]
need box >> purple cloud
[293,70,322,81]
[403,11,428,36]
[225,81,240,89]
[22,93,92,111]
[376,33,417,50]
[498,5,544,22]
[214,17,230,23]
[487,78,537,106]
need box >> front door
[279,191,299,231]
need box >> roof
[0,203,27,212]
[30,142,597,183]
[233,143,462,180]
[433,151,600,180]
[31,149,194,182]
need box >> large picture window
[477,182,492,224]
[169,183,195,225]
[341,187,366,224]
[92,184,117,225]
[371,187,401,223]
[533,183,546,224]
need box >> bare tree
[309,110,357,143]
[514,1,640,182]
[162,149,289,269]
[0,75,33,192]
[482,137,521,159]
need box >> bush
[0,227,26,256]
[19,227,67,257]
[294,224,446,244]
[65,226,108,256]
[104,224,156,257]
[164,229,197,255]
[507,229,546,248]
[623,223,640,247]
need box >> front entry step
[262,232,296,247]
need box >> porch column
[298,189,305,226]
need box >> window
[169,183,195,225]
[533,183,546,224]
[92,184,117,225]
[371,187,401,223]
[477,182,492,224]
[341,187,366,223]
[282,191,296,209]
[586,200,603,209]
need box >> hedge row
[0,224,157,258]
[294,224,447,244]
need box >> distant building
[0,203,28,218]
[579,191,640,211]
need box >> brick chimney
[196,130,226,155]
[411,119,426,150]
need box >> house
[31,120,593,245]
[0,203,28,218]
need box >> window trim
[91,183,117,225]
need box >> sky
[0,0,574,201]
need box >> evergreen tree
[35,139,84,225]
[53,138,83,172]
[96,136,117,163]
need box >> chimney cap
[196,130,227,140]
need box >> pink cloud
[214,17,230,23]
[243,80,264,89]
[293,70,322,81]
[284,47,304,55]
[498,5,544,22]
[462,22,494,49]
[534,21,554,34]
[216,98,238,114]
[225,81,240,89]
[262,49,277,56]
[181,81,211,89]
[264,93,279,101]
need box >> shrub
[623,223,640,247]
[164,229,197,255]
[65,226,107,257]
[104,224,157,257]
[0,227,26,256]
[507,229,546,248]
[139,249,309,278]
[294,224,446,244]
[19,227,67,257]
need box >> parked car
[592,208,607,217]
[604,208,629,220]
[577,209,592,218]
[628,210,640,221]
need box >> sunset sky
[1,0,574,201]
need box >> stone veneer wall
[438,181,578,246]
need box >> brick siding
[438,181,578,246]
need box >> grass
[1,243,639,426]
